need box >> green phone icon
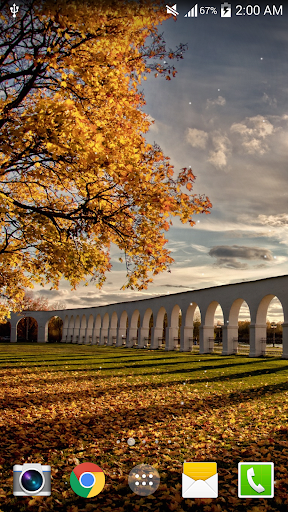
[238,462,274,498]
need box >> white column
[79,327,86,344]
[166,327,178,351]
[117,327,127,346]
[92,326,100,345]
[282,322,288,359]
[67,324,74,343]
[62,326,68,342]
[180,325,193,352]
[222,325,238,355]
[139,327,149,348]
[108,327,117,346]
[249,323,266,357]
[100,327,107,345]
[10,324,17,343]
[73,326,80,344]
[127,327,138,347]
[151,326,163,349]
[85,328,93,344]
[199,325,214,354]
[38,325,48,343]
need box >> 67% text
[200,6,218,14]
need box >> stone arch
[62,315,69,342]
[128,309,140,347]
[169,304,182,350]
[156,306,166,327]
[118,311,128,346]
[130,309,140,329]
[109,312,118,345]
[256,294,281,325]
[170,304,181,328]
[74,315,81,343]
[139,308,153,348]
[47,316,63,342]
[16,316,38,342]
[251,294,284,356]
[93,314,101,344]
[86,314,94,344]
[152,306,167,349]
[143,308,153,329]
[181,302,201,351]
[238,301,251,352]
[222,299,251,355]
[67,315,74,343]
[79,314,87,344]
[205,301,221,326]
[266,297,283,348]
[101,313,109,345]
[201,301,224,354]
[214,304,224,344]
[110,311,118,329]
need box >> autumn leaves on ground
[0,345,288,511]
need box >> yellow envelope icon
[182,462,218,498]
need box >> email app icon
[182,462,218,498]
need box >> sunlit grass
[0,344,287,511]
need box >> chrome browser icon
[70,463,105,498]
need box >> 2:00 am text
[235,5,283,16]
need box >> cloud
[206,96,226,107]
[66,292,151,308]
[211,258,249,270]
[258,213,288,227]
[186,127,232,169]
[191,244,208,253]
[160,284,193,289]
[147,114,159,132]
[35,290,68,298]
[208,132,231,169]
[262,93,277,107]
[209,245,273,260]
[230,115,275,154]
[186,128,208,149]
[222,230,269,239]
[209,245,274,268]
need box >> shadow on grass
[1,360,288,415]
[1,347,288,512]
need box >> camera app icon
[13,463,51,496]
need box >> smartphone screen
[1,1,287,510]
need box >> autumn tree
[18,291,49,312]
[238,320,250,343]
[0,0,212,322]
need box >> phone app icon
[238,462,274,498]
[70,463,105,498]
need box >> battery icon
[221,2,231,17]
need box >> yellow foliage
[0,0,212,321]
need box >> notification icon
[166,4,179,17]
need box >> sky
[33,1,287,320]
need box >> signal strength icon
[184,4,198,17]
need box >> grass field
[0,344,288,511]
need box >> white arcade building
[8,275,288,358]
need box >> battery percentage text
[200,6,218,14]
